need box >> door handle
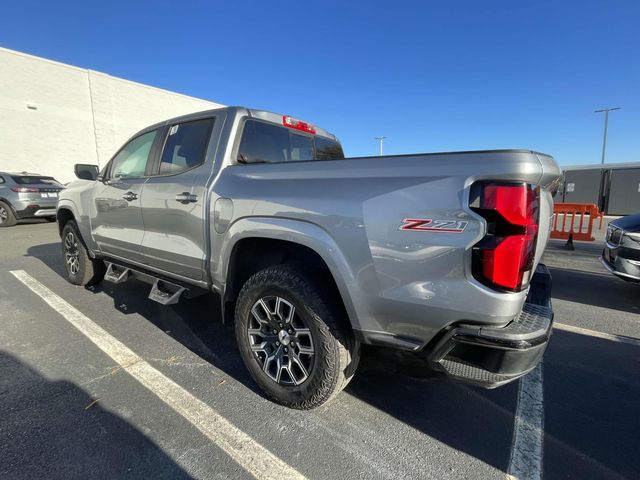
[175,192,198,204]
[122,192,138,201]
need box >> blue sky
[1,0,638,165]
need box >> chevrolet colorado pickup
[57,106,561,409]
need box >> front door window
[109,130,158,179]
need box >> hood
[610,213,640,232]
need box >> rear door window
[158,118,214,175]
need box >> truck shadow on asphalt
[87,279,521,474]
[25,241,640,478]
[0,351,193,480]
[26,241,517,473]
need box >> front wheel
[235,264,360,409]
[61,221,105,286]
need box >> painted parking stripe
[507,363,544,480]
[506,321,640,480]
[10,270,305,480]
[554,322,640,346]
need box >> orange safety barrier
[550,203,604,242]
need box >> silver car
[0,172,64,227]
[601,213,640,282]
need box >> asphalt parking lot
[1,221,639,479]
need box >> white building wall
[0,48,223,182]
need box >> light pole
[594,107,621,164]
[374,136,387,157]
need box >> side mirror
[74,164,99,181]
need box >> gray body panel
[90,177,147,263]
[58,106,562,349]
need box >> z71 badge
[400,218,468,233]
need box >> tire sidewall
[235,276,340,407]
[0,201,17,227]
[61,222,89,285]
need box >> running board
[148,279,186,305]
[104,263,130,284]
[103,260,196,305]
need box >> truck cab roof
[142,106,340,143]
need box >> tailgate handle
[175,192,198,204]
[122,191,138,201]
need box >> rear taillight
[283,115,316,134]
[11,187,39,193]
[470,182,539,292]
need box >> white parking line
[507,363,544,480]
[554,323,640,346]
[10,270,305,480]
[505,321,639,479]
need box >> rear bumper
[428,264,554,388]
[15,205,56,219]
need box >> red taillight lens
[282,115,316,134]
[11,187,39,193]
[470,182,539,292]
[482,184,537,226]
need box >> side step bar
[104,263,130,284]
[103,261,204,306]
[148,279,185,306]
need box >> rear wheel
[0,201,17,227]
[235,264,359,409]
[61,221,105,286]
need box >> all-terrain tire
[61,220,106,286]
[235,264,360,409]
[0,201,17,227]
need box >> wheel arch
[0,197,18,226]
[218,217,361,331]
[56,207,76,236]
[0,197,17,213]
[56,200,97,256]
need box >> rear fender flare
[215,216,361,330]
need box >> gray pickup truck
[57,106,561,409]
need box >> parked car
[601,213,640,282]
[0,172,64,227]
[56,106,561,409]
